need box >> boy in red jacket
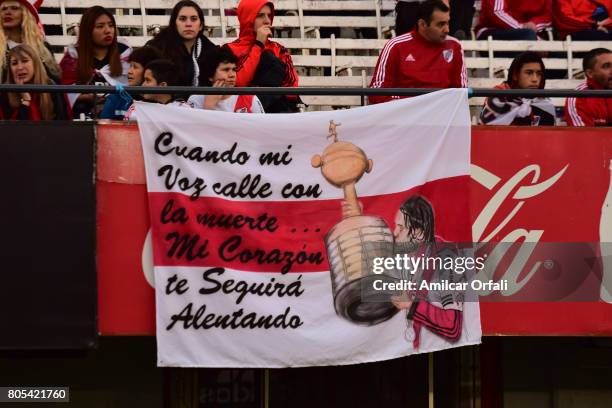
[553,0,612,40]
[565,48,612,126]
[369,0,467,104]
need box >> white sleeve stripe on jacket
[461,55,468,87]
[567,97,584,126]
[447,36,468,87]
[494,0,522,29]
[567,83,589,126]
[371,34,413,89]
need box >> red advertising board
[96,123,612,335]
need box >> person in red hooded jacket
[225,0,299,113]
[553,0,612,41]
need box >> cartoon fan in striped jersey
[391,195,465,349]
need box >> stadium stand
[37,0,612,112]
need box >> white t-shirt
[124,100,194,121]
[188,94,265,113]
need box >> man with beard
[369,0,467,104]
[565,48,612,127]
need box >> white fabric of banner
[136,89,482,368]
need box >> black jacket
[147,34,216,86]
[251,51,300,113]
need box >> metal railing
[1,85,611,98]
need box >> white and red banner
[136,89,481,367]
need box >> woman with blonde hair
[0,0,60,81]
[0,44,71,120]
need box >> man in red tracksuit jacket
[553,0,612,40]
[475,0,552,40]
[369,0,467,104]
[565,48,612,126]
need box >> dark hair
[416,0,450,26]
[145,59,180,86]
[150,0,205,50]
[201,46,237,86]
[147,1,206,85]
[129,45,162,67]
[583,48,611,72]
[399,195,435,243]
[507,52,546,89]
[76,6,121,84]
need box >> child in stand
[124,59,193,121]
[188,46,264,113]
[100,45,161,120]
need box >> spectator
[59,6,131,117]
[0,0,60,82]
[369,0,467,105]
[0,45,71,120]
[554,0,612,40]
[124,59,193,121]
[480,52,555,126]
[565,48,612,127]
[147,0,216,87]
[475,0,552,41]
[188,46,264,113]
[226,0,299,113]
[100,45,161,120]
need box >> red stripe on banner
[148,175,471,272]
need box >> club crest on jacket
[443,49,454,63]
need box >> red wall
[97,124,612,336]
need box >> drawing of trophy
[311,121,399,325]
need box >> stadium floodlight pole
[0,84,611,98]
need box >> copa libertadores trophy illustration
[311,121,399,325]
